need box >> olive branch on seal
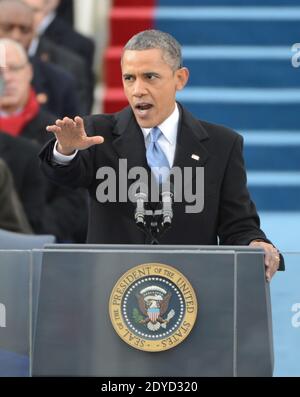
[132,308,144,323]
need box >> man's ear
[175,67,189,91]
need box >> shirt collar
[37,11,56,35]
[28,36,40,57]
[141,103,179,145]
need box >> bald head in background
[0,0,35,49]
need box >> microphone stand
[134,185,173,245]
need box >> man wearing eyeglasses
[0,41,33,115]
[0,38,87,242]
[0,0,80,118]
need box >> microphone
[161,183,174,228]
[133,183,148,228]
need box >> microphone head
[129,181,149,203]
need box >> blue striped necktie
[146,127,170,183]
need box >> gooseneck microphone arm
[134,190,147,228]
[134,183,174,244]
[161,187,173,230]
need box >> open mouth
[135,103,153,112]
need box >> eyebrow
[123,72,161,77]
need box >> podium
[30,245,273,377]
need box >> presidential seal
[109,263,198,352]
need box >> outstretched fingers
[46,117,77,135]
[46,116,104,149]
[46,124,62,135]
[74,116,84,130]
[64,117,76,129]
[56,117,75,130]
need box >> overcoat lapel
[172,105,210,191]
[112,107,149,172]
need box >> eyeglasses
[0,62,28,74]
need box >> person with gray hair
[123,29,183,71]
[0,37,87,241]
[0,0,88,116]
[40,29,283,281]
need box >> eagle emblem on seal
[134,286,175,331]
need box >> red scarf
[0,88,40,136]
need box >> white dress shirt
[28,12,56,57]
[52,103,180,166]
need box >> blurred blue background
[156,0,300,376]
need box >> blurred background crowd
[0,0,110,242]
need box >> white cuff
[53,141,78,165]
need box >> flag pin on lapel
[191,154,200,161]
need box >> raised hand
[46,116,104,155]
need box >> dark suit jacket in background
[57,0,74,26]
[0,132,45,233]
[37,37,94,114]
[43,15,95,68]
[40,104,275,252]
[31,56,80,118]
[0,158,33,234]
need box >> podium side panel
[236,252,274,377]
